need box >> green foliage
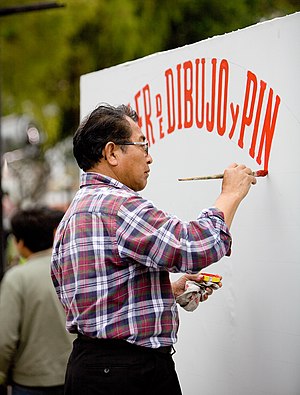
[0,0,298,146]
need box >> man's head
[73,103,153,191]
[11,207,64,257]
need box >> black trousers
[64,336,182,395]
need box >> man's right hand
[214,163,256,228]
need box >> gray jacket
[0,249,75,386]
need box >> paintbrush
[178,170,268,181]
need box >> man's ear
[102,142,120,166]
[14,238,32,259]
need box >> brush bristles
[254,170,268,177]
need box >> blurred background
[0,0,299,272]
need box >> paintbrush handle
[178,170,268,181]
[178,174,224,181]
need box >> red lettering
[156,93,162,117]
[195,58,205,128]
[134,90,143,128]
[256,89,281,169]
[217,59,229,136]
[206,58,217,132]
[249,80,267,158]
[229,103,239,139]
[136,59,278,172]
[165,68,175,134]
[142,85,155,145]
[183,60,193,128]
[156,94,164,139]
[158,117,164,139]
[176,64,182,129]
[239,71,257,148]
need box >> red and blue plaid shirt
[51,172,231,348]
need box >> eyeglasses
[121,141,149,155]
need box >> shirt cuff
[200,206,225,219]
[199,207,232,256]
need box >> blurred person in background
[0,207,75,395]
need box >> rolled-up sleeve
[116,196,231,273]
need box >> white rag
[176,281,221,312]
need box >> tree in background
[0,0,298,214]
[1,0,298,144]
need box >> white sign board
[80,13,300,395]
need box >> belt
[77,334,174,355]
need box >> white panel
[80,13,300,395]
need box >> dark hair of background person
[73,104,139,171]
[10,207,64,253]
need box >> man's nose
[147,153,153,164]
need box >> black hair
[10,207,64,253]
[73,103,139,171]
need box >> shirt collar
[80,172,133,193]
[26,248,53,262]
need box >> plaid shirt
[51,172,231,348]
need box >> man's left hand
[172,273,222,308]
